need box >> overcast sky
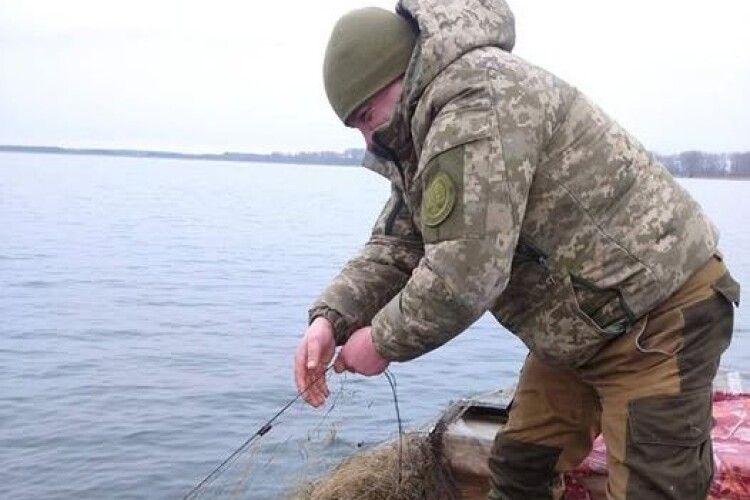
[1,0,748,155]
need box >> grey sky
[1,0,748,155]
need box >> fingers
[311,368,329,405]
[333,351,347,374]
[294,339,308,396]
[331,328,389,376]
[306,337,328,406]
[292,335,332,407]
[307,336,321,370]
[295,323,339,408]
[294,337,321,406]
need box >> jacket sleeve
[370,101,538,362]
[308,181,424,345]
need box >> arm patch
[420,145,465,243]
[423,171,456,227]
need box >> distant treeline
[2,145,749,177]
[0,144,367,167]
[224,148,365,165]
[655,151,750,178]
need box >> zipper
[372,134,407,192]
[371,133,413,236]
[516,236,556,284]
[384,190,404,236]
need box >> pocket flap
[629,391,712,446]
[712,272,740,307]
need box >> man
[294,1,740,498]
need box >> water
[1,152,747,499]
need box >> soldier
[293,1,740,498]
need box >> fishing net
[184,370,750,499]
[290,432,458,500]
[182,370,460,500]
[181,371,358,499]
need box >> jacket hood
[397,0,516,109]
[370,0,515,166]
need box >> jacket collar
[362,150,405,192]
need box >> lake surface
[1,152,747,499]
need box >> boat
[437,370,750,499]
[298,370,750,499]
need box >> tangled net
[291,432,458,500]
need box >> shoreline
[2,145,749,179]
[0,145,363,167]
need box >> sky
[1,0,749,155]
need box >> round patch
[423,171,456,227]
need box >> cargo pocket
[625,390,714,499]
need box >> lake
[1,152,747,499]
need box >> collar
[362,150,405,192]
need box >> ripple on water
[1,156,748,499]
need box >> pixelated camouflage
[310,0,724,367]
[309,151,424,345]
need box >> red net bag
[564,392,750,499]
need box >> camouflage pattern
[310,0,723,366]
[309,151,424,345]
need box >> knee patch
[488,435,562,499]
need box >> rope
[384,369,403,488]
[182,364,333,500]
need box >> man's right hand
[294,316,336,407]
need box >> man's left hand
[334,327,390,376]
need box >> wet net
[180,371,458,500]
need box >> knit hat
[323,7,416,124]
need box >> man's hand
[334,327,389,376]
[294,317,335,407]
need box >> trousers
[488,255,739,499]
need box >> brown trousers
[488,256,740,500]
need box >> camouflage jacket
[310,0,720,367]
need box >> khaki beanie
[323,7,416,124]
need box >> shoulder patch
[423,171,456,227]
